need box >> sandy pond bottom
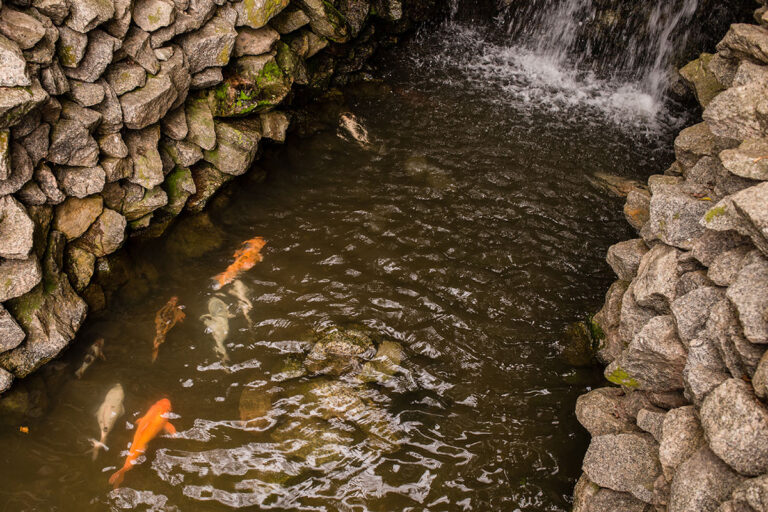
[0,22,682,512]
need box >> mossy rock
[208,55,293,117]
[561,318,603,367]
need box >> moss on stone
[606,366,639,388]
[704,205,727,223]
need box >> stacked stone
[0,0,420,395]
[574,6,768,512]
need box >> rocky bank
[0,0,436,395]
[574,4,768,512]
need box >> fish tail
[108,467,126,489]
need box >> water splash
[497,0,700,101]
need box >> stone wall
[573,4,768,512]
[0,0,435,395]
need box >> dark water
[0,23,679,512]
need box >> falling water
[437,0,711,123]
[503,0,701,100]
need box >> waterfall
[499,0,701,100]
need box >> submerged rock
[303,326,376,376]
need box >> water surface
[0,23,679,511]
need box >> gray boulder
[702,182,768,255]
[633,244,682,313]
[726,256,768,344]
[94,79,123,135]
[57,26,88,68]
[52,196,103,240]
[674,122,719,170]
[20,123,50,166]
[606,315,687,392]
[65,0,115,33]
[185,95,215,150]
[189,67,222,89]
[55,165,105,198]
[636,407,666,442]
[104,61,147,96]
[63,30,120,83]
[594,279,628,363]
[162,166,195,216]
[179,6,237,74]
[133,0,176,32]
[98,132,128,158]
[683,336,730,405]
[671,286,725,345]
[161,138,202,167]
[708,246,752,286]
[668,446,745,512]
[74,207,126,257]
[0,34,30,87]
[296,0,348,42]
[60,100,102,130]
[717,23,768,64]
[125,125,163,188]
[161,106,187,140]
[727,475,768,511]
[619,280,657,346]
[703,79,768,142]
[203,118,261,175]
[0,305,25,352]
[0,256,41,302]
[720,138,768,181]
[121,184,167,221]
[607,239,648,281]
[575,387,643,437]
[0,143,33,196]
[101,156,133,182]
[64,245,95,292]
[34,0,70,25]
[233,26,280,56]
[582,432,661,504]
[0,272,87,378]
[234,0,289,29]
[0,8,45,50]
[692,229,749,267]
[120,74,177,130]
[269,5,310,34]
[34,164,64,204]
[701,378,768,476]
[707,299,763,378]
[121,27,160,74]
[645,182,711,250]
[753,350,768,400]
[0,79,48,130]
[659,406,706,480]
[0,196,34,260]
[47,118,98,167]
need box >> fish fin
[163,422,177,435]
[151,348,158,363]
[89,439,109,461]
[108,467,126,489]
[99,352,107,361]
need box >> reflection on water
[0,23,679,511]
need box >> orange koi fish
[108,399,177,489]
[213,237,267,289]
[152,297,186,362]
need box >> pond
[0,20,681,512]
